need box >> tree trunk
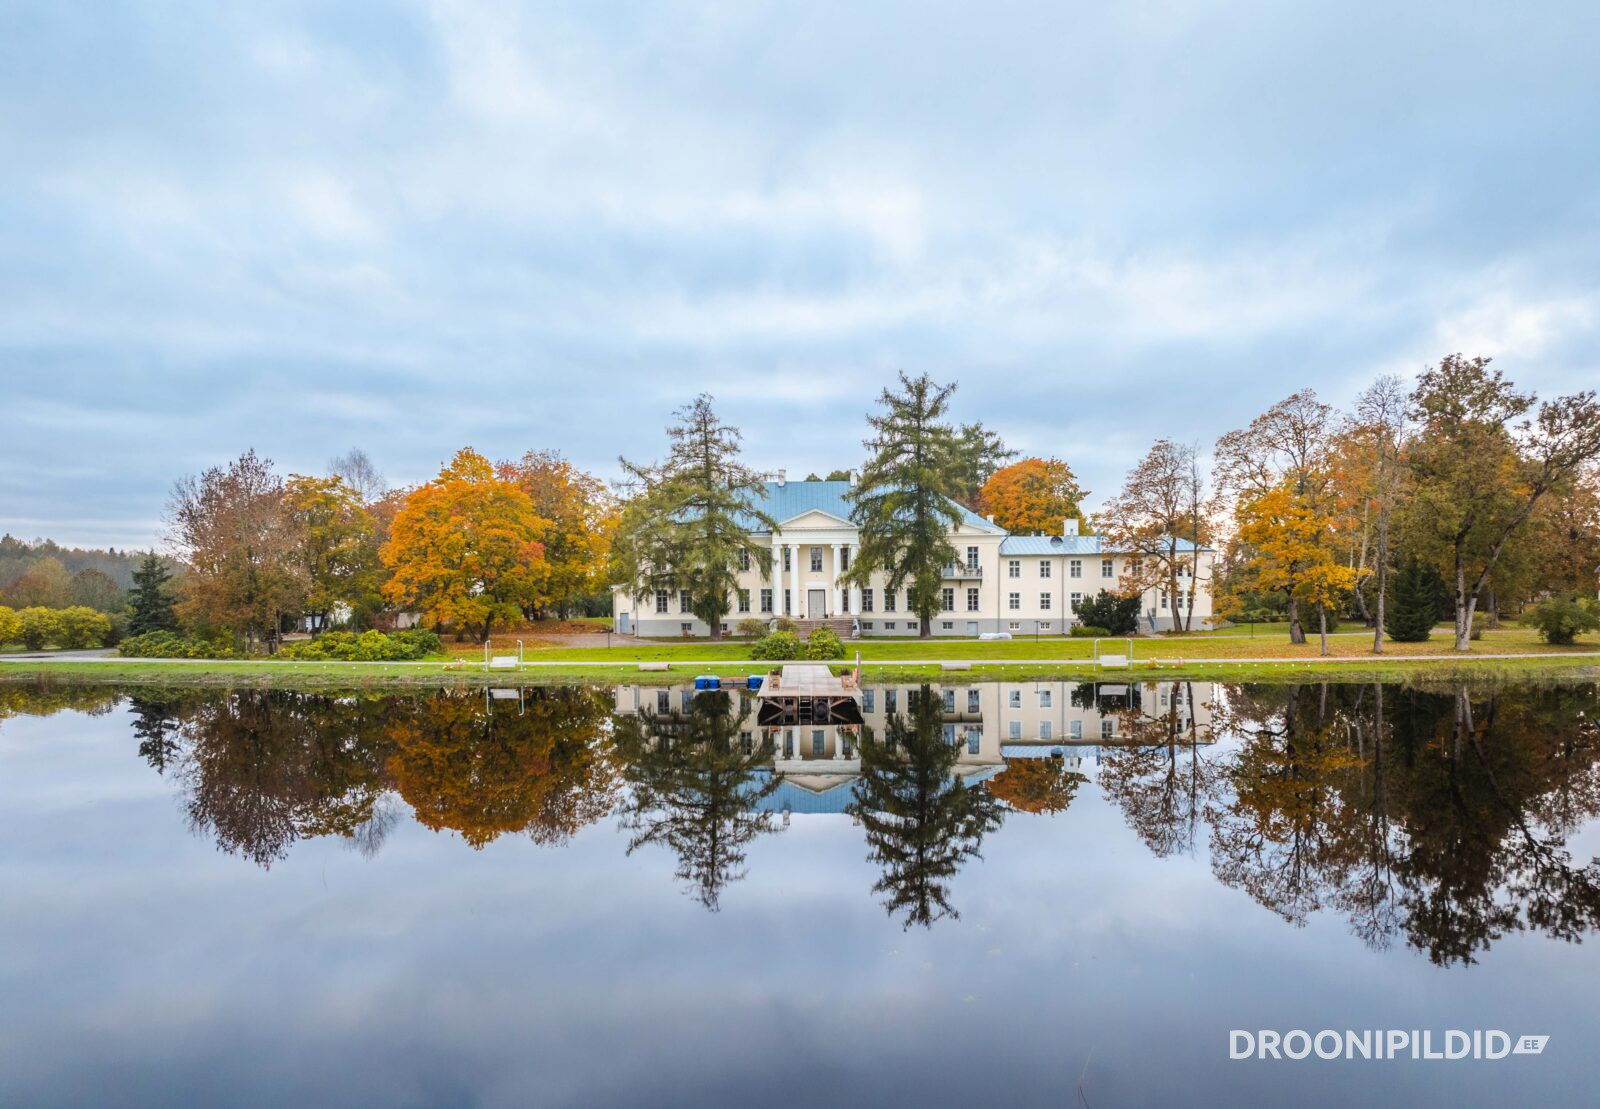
[1286,597,1306,644]
[1318,604,1329,656]
[920,609,933,639]
[708,618,723,641]
[1453,559,1475,651]
[1371,514,1388,655]
[482,614,494,644]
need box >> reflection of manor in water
[613,680,1215,813]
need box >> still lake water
[2,677,1598,1107]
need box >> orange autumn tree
[498,449,618,620]
[381,448,549,641]
[1235,484,1364,655]
[978,457,1089,535]
[985,757,1088,815]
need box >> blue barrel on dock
[694,675,720,691]
[745,675,764,691]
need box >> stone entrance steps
[788,617,857,639]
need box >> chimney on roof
[776,469,786,487]
[1062,517,1079,537]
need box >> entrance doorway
[807,589,826,618]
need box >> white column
[832,543,844,614]
[787,543,800,615]
[771,534,784,621]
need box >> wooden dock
[755,663,864,726]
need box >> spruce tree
[1384,559,1441,642]
[128,553,179,635]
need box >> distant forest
[0,535,161,597]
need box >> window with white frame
[885,621,896,630]
[886,689,898,712]
[942,621,954,630]
[679,590,691,612]
[1040,560,1051,578]
[1070,591,1082,610]
[942,588,954,611]
[1009,720,1022,739]
[782,547,792,572]
[861,588,874,612]
[656,690,670,712]
[1101,557,1114,578]
[1008,559,1020,578]
[966,588,980,611]
[884,590,896,612]
[966,545,979,570]
[810,548,823,572]
[863,689,876,712]
[760,588,773,613]
[943,724,957,746]
[841,547,850,572]
[1040,592,1052,610]
[738,548,750,571]
[1008,621,1021,631]
[967,729,981,755]
[737,589,750,612]
[1160,591,1169,610]
[680,622,692,635]
[968,689,981,713]
[1101,719,1114,739]
[841,592,850,613]
[1040,621,1051,630]
[783,588,792,614]
[1070,720,1082,739]
[1008,592,1021,610]
[942,689,955,712]
[1040,720,1052,740]
[1070,559,1082,578]
[1039,689,1052,707]
[812,730,825,756]
[655,590,668,614]
[1009,690,1022,708]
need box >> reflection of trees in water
[0,681,120,723]
[848,687,1004,929]
[1204,682,1600,965]
[612,690,781,911]
[385,688,617,849]
[985,758,1086,816]
[1097,682,1216,858]
[108,686,619,866]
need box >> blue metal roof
[739,480,1001,534]
[998,534,1204,555]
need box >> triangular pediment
[778,508,854,529]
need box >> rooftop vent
[1062,517,1079,537]
[776,469,787,487]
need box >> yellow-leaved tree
[381,448,550,642]
[1235,484,1364,654]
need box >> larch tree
[1401,354,1600,651]
[1097,439,1211,633]
[501,450,618,620]
[380,448,550,643]
[1215,389,1335,643]
[168,450,306,652]
[610,395,775,641]
[978,457,1089,536]
[844,372,967,640]
[283,474,380,633]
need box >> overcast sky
[3,1,1598,548]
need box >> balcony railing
[943,563,984,578]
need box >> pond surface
[2,678,1599,1107]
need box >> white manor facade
[612,477,1214,638]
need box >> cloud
[2,0,1599,545]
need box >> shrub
[1071,592,1141,635]
[0,605,19,646]
[805,627,845,660]
[1524,595,1600,646]
[276,629,438,661]
[118,630,240,659]
[735,618,768,639]
[54,606,113,649]
[749,630,802,661]
[773,616,799,634]
[17,607,62,650]
[1069,624,1112,638]
[1385,559,1444,642]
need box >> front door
[807,589,826,618]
